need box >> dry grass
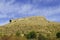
[0,16,60,40]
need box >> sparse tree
[9,19,12,22]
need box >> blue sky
[0,0,60,25]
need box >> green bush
[38,34,47,40]
[26,31,37,39]
[56,32,60,38]
[16,31,20,37]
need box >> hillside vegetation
[0,16,60,40]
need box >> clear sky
[0,0,60,25]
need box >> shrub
[56,32,60,38]
[1,35,9,40]
[38,34,47,40]
[26,31,37,39]
[16,31,20,37]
